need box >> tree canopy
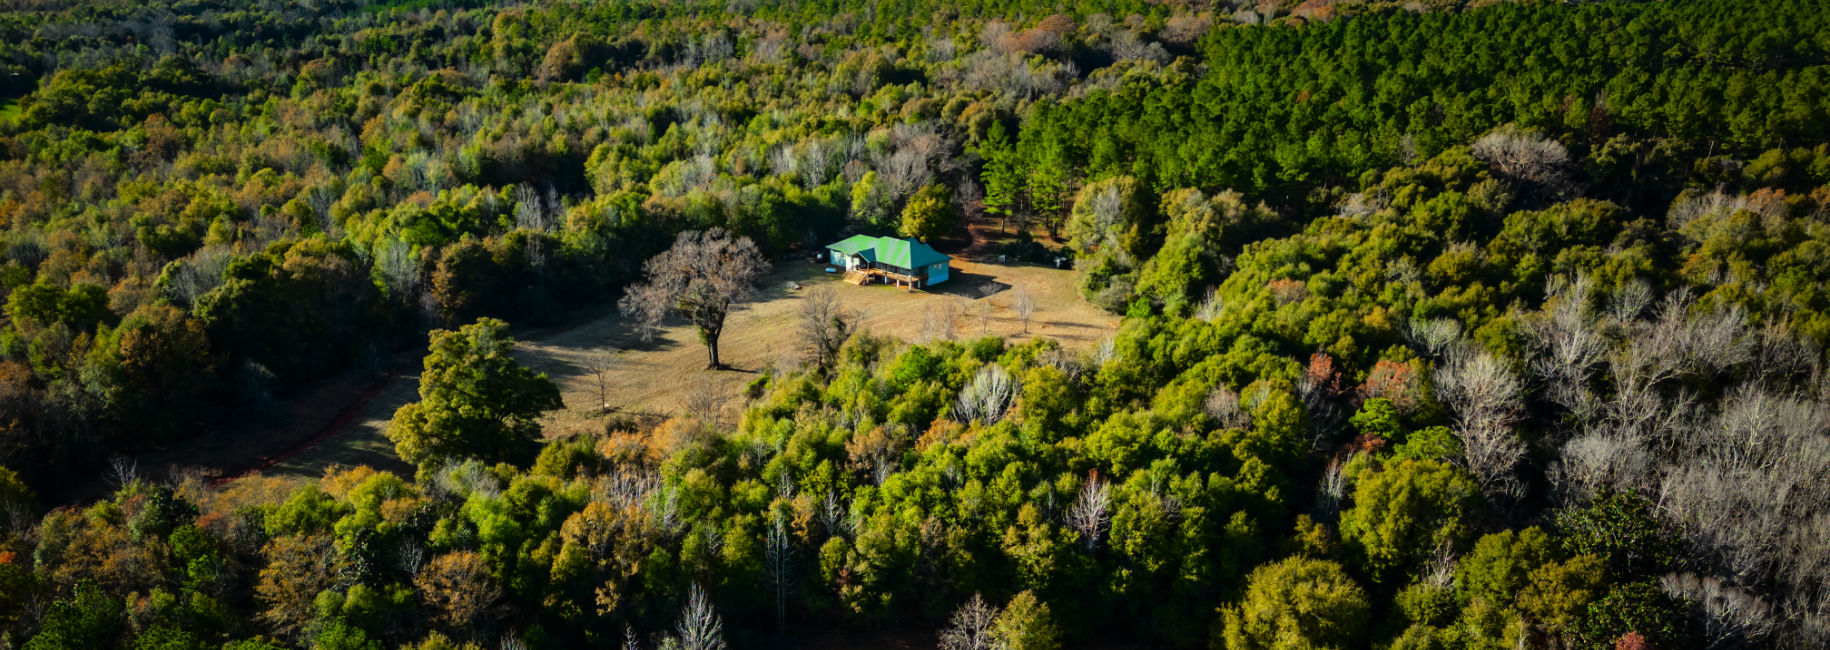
[386,318,563,470]
[0,0,1827,648]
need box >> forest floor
[166,226,1116,483]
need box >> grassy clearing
[0,99,19,124]
[267,256,1119,478]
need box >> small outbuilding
[825,235,951,289]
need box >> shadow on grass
[1039,319,1108,330]
[929,270,1011,298]
[266,375,419,478]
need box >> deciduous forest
[0,0,1827,648]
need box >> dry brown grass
[265,257,1116,478]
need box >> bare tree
[799,286,855,374]
[397,539,427,577]
[1421,542,1459,591]
[921,302,952,343]
[1664,304,1757,376]
[1434,346,1527,503]
[1407,318,1463,359]
[801,138,837,188]
[648,483,685,539]
[435,460,503,501]
[1074,181,1128,256]
[1470,126,1574,197]
[683,375,728,427]
[621,229,771,369]
[1608,279,1654,323]
[1065,472,1111,550]
[1162,14,1213,46]
[1661,573,1776,647]
[1529,275,1609,425]
[1754,320,1820,385]
[1516,278,1830,647]
[892,122,950,172]
[818,491,849,539]
[514,183,560,233]
[939,594,999,650]
[377,239,421,300]
[1318,455,1354,519]
[764,509,792,633]
[675,585,726,650]
[1660,385,1830,583]
[1014,284,1036,333]
[954,296,972,337]
[1552,429,1655,502]
[769,145,800,179]
[1108,30,1169,63]
[1193,288,1222,321]
[956,179,985,223]
[1091,336,1117,367]
[880,149,932,199]
[1667,189,1787,234]
[1204,386,1250,430]
[585,349,621,413]
[954,364,1020,425]
[109,455,141,488]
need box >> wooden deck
[844,267,924,289]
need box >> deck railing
[845,266,923,287]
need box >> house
[825,235,951,288]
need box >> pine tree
[979,120,1019,233]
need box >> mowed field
[262,256,1118,478]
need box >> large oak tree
[620,228,770,369]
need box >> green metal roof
[827,235,950,269]
[826,234,878,256]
